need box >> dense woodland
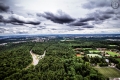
[0,42,34,80]
[0,39,120,80]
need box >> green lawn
[89,50,101,53]
[87,54,102,58]
[94,67,120,78]
[106,51,119,57]
[116,58,120,63]
[109,45,117,46]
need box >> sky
[0,0,120,35]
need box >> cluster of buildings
[32,37,50,42]
[0,43,7,46]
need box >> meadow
[106,51,119,57]
[94,67,120,78]
[89,50,101,53]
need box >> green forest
[0,39,120,80]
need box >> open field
[87,54,102,58]
[106,51,119,57]
[94,67,120,78]
[109,45,117,46]
[89,50,101,53]
[116,58,120,63]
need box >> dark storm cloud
[86,9,113,24]
[11,22,24,25]
[26,21,40,25]
[0,15,3,19]
[0,0,22,13]
[89,11,112,21]
[82,25,94,28]
[67,15,94,27]
[0,15,4,22]
[82,0,110,9]
[68,9,114,27]
[104,9,115,14]
[99,14,111,20]
[68,9,113,27]
[0,14,40,25]
[74,28,84,31]
[103,9,120,20]
[68,17,95,27]
[0,3,9,12]
[80,17,95,22]
[37,10,75,24]
[37,9,115,29]
[8,16,40,25]
[68,21,88,26]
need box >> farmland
[94,67,120,78]
[106,51,120,57]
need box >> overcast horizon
[0,0,120,35]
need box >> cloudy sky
[0,0,120,35]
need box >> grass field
[109,45,117,46]
[106,51,119,57]
[116,58,120,63]
[87,54,102,58]
[94,67,120,78]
